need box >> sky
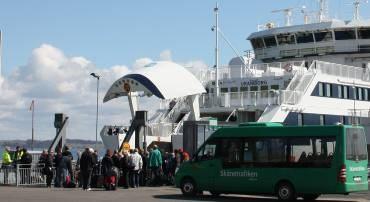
[0,0,369,141]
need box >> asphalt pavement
[0,185,368,202]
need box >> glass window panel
[296,32,314,43]
[290,136,336,167]
[221,139,243,164]
[240,86,249,92]
[338,85,343,98]
[250,86,258,91]
[335,29,356,40]
[357,88,363,100]
[271,85,279,90]
[264,36,277,47]
[343,86,348,99]
[260,85,268,91]
[277,34,296,45]
[251,38,265,49]
[314,31,333,42]
[325,83,331,97]
[358,28,370,39]
[346,128,367,161]
[364,89,369,101]
[319,83,324,96]
[221,88,229,93]
[230,87,238,92]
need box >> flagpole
[31,100,34,151]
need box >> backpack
[128,155,135,170]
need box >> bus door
[191,140,221,191]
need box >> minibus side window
[197,140,219,161]
[254,138,287,167]
[288,136,336,167]
[220,139,243,167]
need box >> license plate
[353,176,362,182]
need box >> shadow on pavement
[153,194,360,202]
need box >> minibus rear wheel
[276,181,296,201]
[180,178,197,197]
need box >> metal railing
[199,90,302,108]
[16,164,46,186]
[314,61,370,81]
[0,164,49,186]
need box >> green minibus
[175,123,368,201]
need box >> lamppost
[90,73,100,150]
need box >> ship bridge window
[334,29,356,40]
[314,31,333,42]
[277,34,296,45]
[296,32,314,44]
[251,38,265,49]
[358,28,370,39]
[263,36,277,47]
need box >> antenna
[0,30,2,77]
[301,5,310,24]
[213,3,220,97]
[318,0,329,22]
[353,0,368,20]
[271,8,294,26]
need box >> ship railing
[199,90,302,108]
[314,61,370,82]
[198,61,306,81]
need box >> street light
[90,72,100,150]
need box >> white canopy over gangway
[101,61,206,150]
[103,61,206,102]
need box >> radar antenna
[353,0,368,20]
[271,8,294,26]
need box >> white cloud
[159,49,172,61]
[0,45,208,141]
[132,58,153,70]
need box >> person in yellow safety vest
[1,146,13,168]
[14,146,23,162]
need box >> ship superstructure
[102,1,370,152]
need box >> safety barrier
[16,164,48,186]
[0,164,53,187]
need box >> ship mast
[353,0,368,20]
[214,3,219,97]
[318,0,328,22]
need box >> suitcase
[63,175,76,188]
[104,176,116,190]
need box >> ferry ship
[102,1,370,155]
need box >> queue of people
[1,144,190,190]
[77,145,190,191]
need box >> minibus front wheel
[180,178,197,197]
[276,181,296,201]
